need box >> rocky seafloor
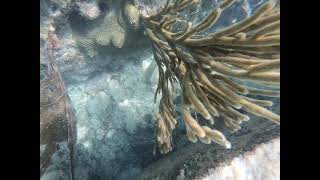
[40,0,279,179]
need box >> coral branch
[143,0,280,154]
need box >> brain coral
[77,1,141,57]
[93,10,126,48]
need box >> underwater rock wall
[41,4,161,176]
[67,57,160,179]
[41,19,160,179]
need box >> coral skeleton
[141,0,280,154]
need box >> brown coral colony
[142,0,280,154]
